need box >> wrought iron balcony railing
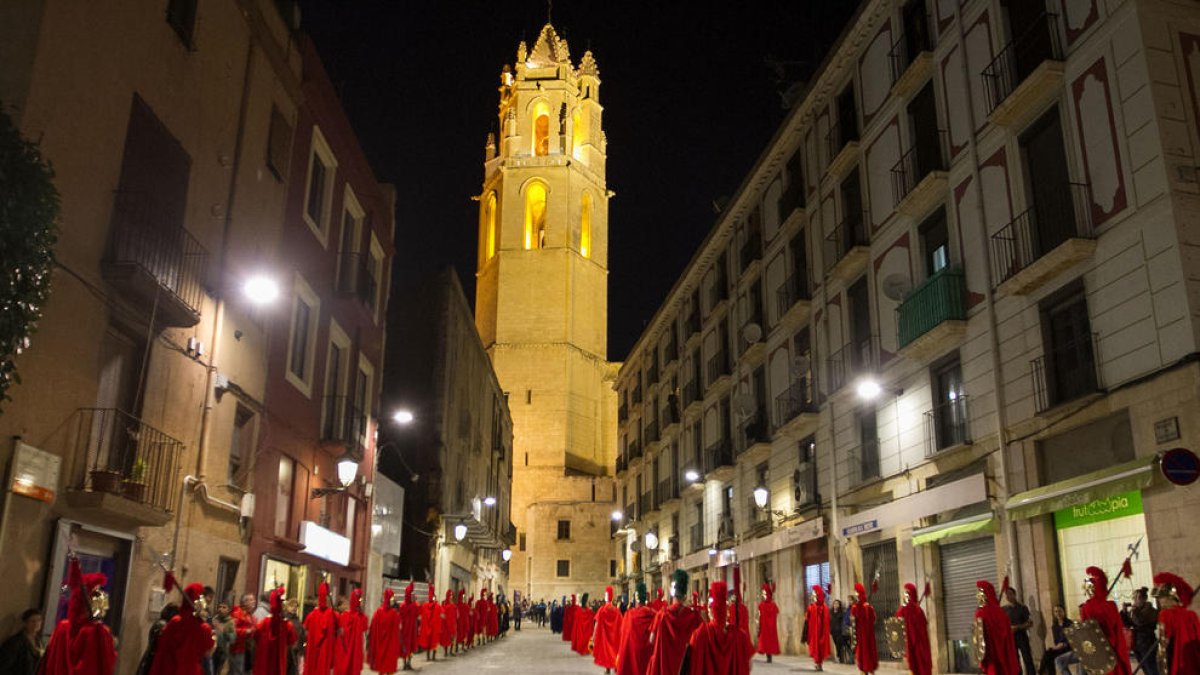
[702,439,734,475]
[70,408,184,512]
[890,131,948,204]
[1032,334,1101,413]
[825,119,859,162]
[706,351,730,387]
[824,213,869,274]
[828,336,880,393]
[774,377,820,429]
[775,272,810,318]
[740,232,762,274]
[982,12,1064,114]
[989,183,1094,287]
[924,394,971,456]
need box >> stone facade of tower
[474,24,619,601]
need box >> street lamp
[684,469,700,483]
[501,548,513,562]
[753,485,769,509]
[611,510,624,521]
[392,409,415,425]
[454,521,468,542]
[483,496,497,507]
[644,530,659,551]
[856,378,882,401]
[242,274,280,305]
[336,452,359,487]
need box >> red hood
[812,585,825,604]
[904,583,918,604]
[317,582,330,610]
[977,580,999,606]
[404,583,414,604]
[383,588,395,608]
[1085,566,1109,601]
[855,582,867,603]
[350,588,363,613]
[709,581,728,625]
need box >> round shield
[1064,619,1117,675]
[884,616,906,659]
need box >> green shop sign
[1053,490,1143,529]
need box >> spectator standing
[830,600,848,664]
[212,601,235,675]
[0,608,44,675]
[1003,587,1037,675]
[228,594,257,675]
[1127,587,1159,675]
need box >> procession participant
[1152,572,1200,675]
[439,590,457,657]
[562,594,577,643]
[650,588,667,613]
[975,580,1019,675]
[805,585,831,671]
[615,583,654,675]
[149,577,215,675]
[334,589,367,675]
[646,570,702,675]
[303,582,338,675]
[418,584,441,660]
[486,590,500,640]
[895,583,932,675]
[40,558,117,675]
[690,592,707,622]
[686,581,753,675]
[851,582,879,675]
[397,584,420,671]
[571,593,595,656]
[593,587,622,673]
[755,583,779,663]
[253,588,295,675]
[456,590,470,652]
[726,589,750,637]
[366,589,399,675]
[1079,567,1132,675]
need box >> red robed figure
[727,597,750,638]
[593,587,623,669]
[975,580,1019,675]
[303,582,338,675]
[572,595,595,655]
[756,583,780,656]
[440,590,457,648]
[562,595,576,642]
[418,585,441,651]
[690,592,708,623]
[649,589,666,613]
[334,588,367,675]
[253,588,296,675]
[367,589,400,674]
[895,583,932,675]
[1154,572,1200,675]
[1080,567,1131,675]
[487,591,500,637]
[687,581,754,675]
[646,600,702,675]
[397,584,420,659]
[806,585,831,665]
[39,559,116,675]
[615,587,655,675]
[467,595,479,643]
[852,582,879,674]
[456,591,471,647]
[149,580,216,675]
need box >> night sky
[297,1,858,359]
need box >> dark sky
[297,1,857,359]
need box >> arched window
[533,101,551,157]
[524,182,547,250]
[580,192,592,258]
[572,109,585,160]
[483,192,497,261]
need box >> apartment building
[612,0,1200,671]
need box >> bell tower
[475,24,617,599]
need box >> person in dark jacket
[1038,606,1073,675]
[136,604,180,675]
[0,608,44,675]
[1125,587,1159,675]
[830,599,849,664]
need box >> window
[609,559,617,577]
[580,192,592,258]
[275,456,294,538]
[847,277,872,373]
[215,558,240,605]
[840,170,865,247]
[353,357,375,445]
[720,485,735,537]
[858,409,880,482]
[336,189,363,294]
[932,357,967,450]
[556,520,571,540]
[1040,286,1096,408]
[285,275,320,396]
[345,494,356,539]
[556,560,571,577]
[166,0,197,48]
[779,146,806,214]
[519,532,527,551]
[266,106,293,181]
[796,435,817,506]
[533,101,551,156]
[481,192,498,263]
[322,321,351,440]
[367,233,385,319]
[920,209,950,276]
[572,109,585,160]
[303,127,337,245]
[837,83,859,144]
[228,405,255,489]
[524,182,547,250]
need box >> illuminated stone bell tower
[474,24,618,599]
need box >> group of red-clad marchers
[37,558,509,675]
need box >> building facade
[474,24,620,601]
[246,35,395,613]
[383,269,514,598]
[612,0,1200,671]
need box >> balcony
[639,492,653,519]
[824,215,870,283]
[794,457,819,509]
[657,478,680,508]
[740,317,766,364]
[661,396,682,435]
[683,311,701,344]
[739,232,762,278]
[702,439,735,481]
[706,351,732,397]
[682,378,702,416]
[924,395,972,457]
[828,337,881,395]
[774,377,820,437]
[625,502,637,523]
[774,273,812,333]
[982,13,1065,128]
[65,408,183,527]
[615,454,627,475]
[664,339,679,367]
[667,535,680,559]
[690,523,705,553]
[321,396,368,455]
[102,192,207,328]
[853,438,882,487]
[717,516,736,544]
[734,410,772,463]
[631,385,643,405]
[647,364,660,387]
[990,183,1095,296]
[645,419,661,446]
[891,132,948,218]
[618,403,628,423]
[889,30,934,99]
[335,252,378,310]
[628,440,643,467]
[825,120,860,179]
[897,266,967,363]
[1032,334,1101,414]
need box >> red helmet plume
[350,588,362,612]
[83,572,108,593]
[709,581,728,625]
[1085,566,1109,600]
[976,580,999,605]
[185,583,204,603]
[317,581,330,610]
[1154,572,1195,607]
[904,583,918,603]
[854,582,867,601]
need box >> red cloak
[650,589,666,614]
[646,602,702,675]
[149,582,215,675]
[396,585,420,659]
[1155,573,1200,675]
[687,581,753,675]
[594,597,623,669]
[456,591,471,646]
[727,599,750,639]
[851,583,879,674]
[367,589,400,674]
[467,598,478,643]
[38,558,92,675]
[418,586,442,651]
[440,591,457,648]
[896,584,932,675]
[975,581,1019,675]
[615,605,655,675]
[755,584,780,656]
[485,593,499,637]
[230,606,255,656]
[303,583,338,675]
[805,585,831,664]
[253,589,296,675]
[572,604,595,655]
[562,596,576,642]
[1080,568,1132,675]
[334,589,367,675]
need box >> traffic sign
[1160,447,1200,486]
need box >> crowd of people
[1,556,516,675]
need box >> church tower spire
[474,24,617,600]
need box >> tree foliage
[0,104,60,411]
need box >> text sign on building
[10,441,61,503]
[1052,490,1143,529]
[842,520,878,537]
[300,520,351,566]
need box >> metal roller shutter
[939,537,996,640]
[861,540,900,660]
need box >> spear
[1108,536,1143,596]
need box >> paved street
[365,625,907,674]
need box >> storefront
[41,519,134,643]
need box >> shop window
[556,559,571,577]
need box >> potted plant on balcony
[89,467,123,495]
[122,458,148,502]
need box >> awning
[1005,457,1157,521]
[912,512,996,546]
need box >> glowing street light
[454,522,468,542]
[501,548,513,562]
[753,485,769,509]
[336,452,359,488]
[392,409,415,425]
[483,496,497,507]
[611,510,624,521]
[856,378,882,401]
[684,470,700,483]
[644,531,659,550]
[243,274,279,305]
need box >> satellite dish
[733,393,756,417]
[743,323,763,344]
[882,274,913,302]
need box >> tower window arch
[480,191,498,264]
[572,108,585,160]
[524,182,547,250]
[532,101,551,156]
[580,191,592,259]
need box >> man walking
[1003,586,1037,675]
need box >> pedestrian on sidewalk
[1002,586,1037,675]
[0,608,43,675]
[829,599,848,664]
